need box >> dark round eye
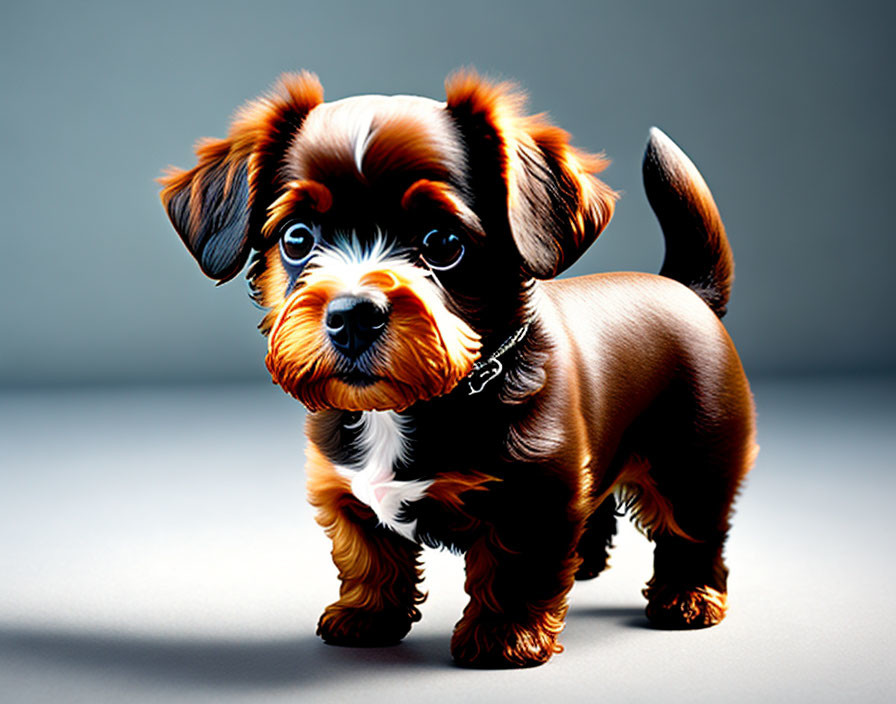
[421,229,464,270]
[280,223,316,265]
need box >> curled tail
[642,127,733,318]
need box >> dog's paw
[316,604,417,647]
[643,584,728,629]
[450,614,563,668]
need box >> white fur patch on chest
[335,410,430,541]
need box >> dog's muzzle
[265,261,482,412]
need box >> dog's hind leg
[636,386,756,629]
[643,533,730,629]
[575,494,618,580]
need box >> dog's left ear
[159,72,324,283]
[445,72,617,279]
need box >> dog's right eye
[280,223,317,265]
[421,229,465,270]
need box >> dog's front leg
[308,449,425,647]
[315,503,424,646]
[451,501,580,668]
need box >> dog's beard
[265,262,481,412]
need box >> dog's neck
[323,280,548,541]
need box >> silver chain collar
[464,323,531,395]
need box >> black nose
[325,296,389,360]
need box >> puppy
[160,70,756,668]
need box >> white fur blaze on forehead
[286,94,465,182]
[349,107,375,174]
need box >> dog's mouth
[333,370,383,388]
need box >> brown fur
[265,262,481,412]
[160,72,324,281]
[161,69,757,668]
[307,445,426,644]
[401,179,484,235]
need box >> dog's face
[160,71,616,412]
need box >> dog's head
[160,71,616,412]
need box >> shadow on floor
[0,607,649,686]
[566,606,650,632]
[0,626,449,688]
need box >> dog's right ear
[445,71,616,280]
[159,72,324,283]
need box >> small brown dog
[160,70,756,668]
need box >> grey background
[2,3,895,703]
[1,0,894,387]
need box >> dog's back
[538,125,745,420]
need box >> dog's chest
[325,406,500,543]
[331,410,431,541]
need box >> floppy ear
[445,71,617,279]
[160,137,252,282]
[159,72,324,283]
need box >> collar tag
[466,358,504,395]
[461,323,529,397]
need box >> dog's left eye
[421,229,464,270]
[280,223,317,265]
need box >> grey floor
[1,376,894,703]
